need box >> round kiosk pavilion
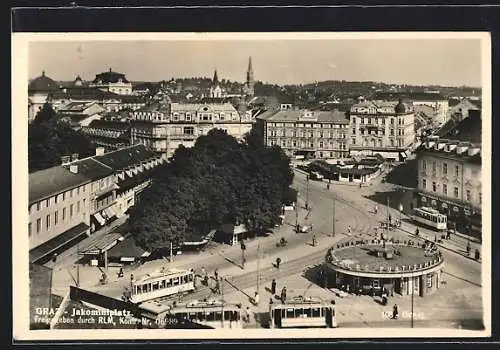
[323,237,445,297]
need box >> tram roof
[133,268,192,285]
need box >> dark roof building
[92,68,129,84]
[261,109,349,124]
[438,110,481,143]
[93,144,158,171]
[28,71,60,93]
[29,166,91,205]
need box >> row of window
[422,160,476,179]
[268,130,347,138]
[352,138,406,147]
[267,122,347,129]
[353,128,406,136]
[29,199,86,237]
[30,185,88,213]
[422,179,482,204]
[134,274,193,294]
[269,139,347,150]
[351,117,406,125]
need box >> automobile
[296,164,310,172]
[309,171,324,181]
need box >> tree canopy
[28,103,96,173]
[128,127,294,252]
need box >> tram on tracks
[162,299,243,329]
[269,296,337,328]
[129,268,195,303]
[410,207,447,231]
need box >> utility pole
[170,241,173,263]
[256,244,261,305]
[76,244,80,287]
[411,273,414,328]
[332,199,336,237]
[305,175,310,210]
[221,277,225,328]
[386,197,390,238]
[295,193,299,233]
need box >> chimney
[71,153,79,162]
[69,164,78,174]
[61,155,71,165]
[95,147,105,156]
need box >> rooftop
[93,68,129,84]
[62,158,114,181]
[326,242,442,274]
[86,119,131,131]
[372,91,446,101]
[438,112,481,143]
[29,166,91,205]
[28,71,60,93]
[93,144,158,171]
[261,109,349,123]
[170,102,238,113]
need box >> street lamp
[399,203,403,226]
[305,175,310,210]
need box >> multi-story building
[82,119,131,151]
[29,145,165,264]
[257,109,350,160]
[28,153,113,264]
[89,68,133,95]
[348,100,415,162]
[373,91,449,126]
[415,112,482,237]
[28,71,61,122]
[131,100,253,159]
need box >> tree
[28,103,96,173]
[128,127,294,252]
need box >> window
[426,273,433,289]
[432,161,436,174]
[184,126,194,135]
[352,128,356,135]
[28,223,32,237]
[432,182,437,192]
[319,142,324,148]
[62,207,66,221]
[70,204,74,217]
[466,190,471,202]
[70,189,73,198]
[479,192,482,204]
[54,195,58,204]
[443,163,448,175]
[46,214,50,230]
[422,160,427,171]
[312,308,321,317]
[443,184,447,196]
[77,201,80,213]
[390,129,394,136]
[77,187,80,195]
[54,211,58,225]
[352,138,356,145]
[36,202,40,211]
[62,192,66,201]
[83,198,86,208]
[455,165,459,177]
[36,218,41,233]
[46,199,49,208]
[454,187,459,198]
[422,179,427,189]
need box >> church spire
[248,56,253,72]
[246,56,254,97]
[213,69,219,85]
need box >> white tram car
[129,268,195,303]
[410,207,447,231]
[269,296,337,328]
[163,299,243,329]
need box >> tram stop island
[323,238,445,297]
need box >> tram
[410,207,447,231]
[129,268,195,303]
[163,299,243,329]
[269,296,337,328]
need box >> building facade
[82,119,131,151]
[348,100,415,162]
[258,109,350,160]
[28,71,61,123]
[131,101,253,159]
[415,137,481,237]
[89,68,133,95]
[29,145,165,264]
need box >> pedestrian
[446,230,451,240]
[415,228,419,236]
[434,235,437,242]
[347,225,352,234]
[466,241,471,256]
[254,291,260,305]
[52,253,58,263]
[389,214,392,226]
[276,257,281,269]
[281,287,287,303]
[392,304,399,319]
[245,307,251,323]
[215,280,221,294]
[374,205,378,214]
[269,298,274,305]
[118,267,124,278]
[271,279,277,295]
[312,234,317,247]
[346,284,350,294]
[214,269,219,281]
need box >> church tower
[246,57,254,97]
[210,68,223,98]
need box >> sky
[28,38,483,87]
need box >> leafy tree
[128,126,294,252]
[28,103,96,173]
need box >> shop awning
[93,212,106,226]
[81,232,124,255]
[29,223,90,264]
[103,206,116,219]
[399,152,408,159]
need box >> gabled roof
[93,144,158,171]
[29,166,91,205]
[438,113,481,143]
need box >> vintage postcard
[12,32,491,340]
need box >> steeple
[213,69,219,85]
[246,56,254,97]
